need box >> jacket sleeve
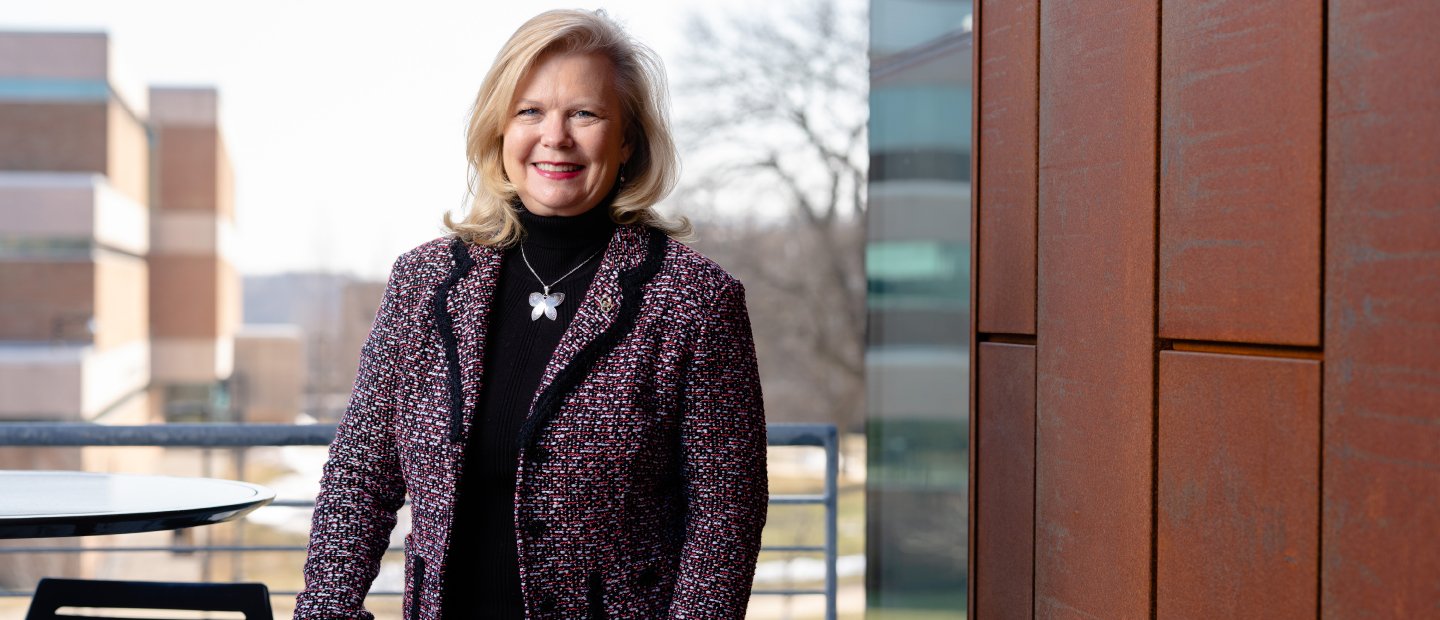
[669,279,770,619]
[294,256,414,619]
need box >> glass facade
[866,0,973,616]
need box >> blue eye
[574,110,597,118]
[517,108,540,116]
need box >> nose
[540,112,573,149]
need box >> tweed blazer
[294,222,769,619]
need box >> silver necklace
[520,244,605,321]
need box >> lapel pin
[599,295,614,313]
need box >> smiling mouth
[534,162,583,172]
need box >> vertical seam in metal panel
[1316,1,1328,617]
[1031,1,1042,618]
[1317,1,1328,354]
[1151,1,1164,619]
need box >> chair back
[25,578,274,620]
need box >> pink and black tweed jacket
[294,222,768,619]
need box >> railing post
[825,425,839,620]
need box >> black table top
[0,470,275,539]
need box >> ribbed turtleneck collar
[515,201,618,250]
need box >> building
[865,0,972,616]
[0,31,242,588]
[147,87,241,422]
[232,324,304,424]
[0,34,240,429]
[0,31,153,429]
[0,29,155,586]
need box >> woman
[294,9,769,620]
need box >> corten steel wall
[969,1,1440,618]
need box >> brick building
[0,32,153,429]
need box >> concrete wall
[969,1,1440,617]
[93,251,148,350]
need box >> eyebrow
[514,98,609,109]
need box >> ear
[620,138,635,165]
[621,121,640,163]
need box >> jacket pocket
[587,570,608,620]
[409,555,427,620]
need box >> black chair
[25,578,274,620]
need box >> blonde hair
[444,9,691,247]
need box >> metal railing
[0,422,839,620]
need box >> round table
[0,471,275,539]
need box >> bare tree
[671,0,868,432]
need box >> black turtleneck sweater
[442,202,617,618]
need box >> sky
[0,1,742,279]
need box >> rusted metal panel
[1035,1,1157,617]
[1157,351,1319,619]
[1324,1,1440,616]
[1158,0,1322,346]
[976,342,1035,619]
[977,0,1038,336]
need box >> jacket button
[538,594,557,613]
[524,520,548,537]
[528,446,549,464]
[638,566,658,587]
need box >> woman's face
[503,52,632,217]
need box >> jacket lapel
[438,223,651,445]
[441,241,502,443]
[516,224,667,453]
[533,223,649,399]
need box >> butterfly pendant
[529,291,565,321]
